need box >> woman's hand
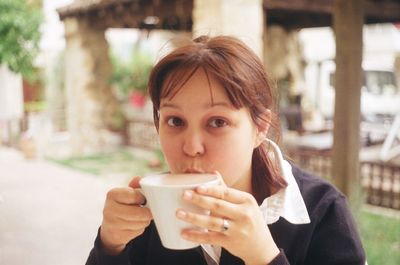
[99,177,152,255]
[176,175,279,265]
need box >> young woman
[86,35,365,265]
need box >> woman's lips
[184,168,204,173]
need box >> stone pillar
[64,18,120,155]
[263,24,307,130]
[192,0,264,58]
[263,26,305,94]
[332,0,364,209]
[44,51,66,132]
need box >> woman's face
[158,68,262,193]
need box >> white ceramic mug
[139,173,220,250]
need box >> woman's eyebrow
[207,101,234,109]
[160,101,234,109]
[160,103,180,109]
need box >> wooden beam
[267,10,332,29]
[263,0,400,29]
[332,0,364,209]
[365,0,400,23]
[264,0,333,13]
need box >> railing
[361,161,400,210]
[286,147,400,210]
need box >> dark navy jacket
[86,165,366,265]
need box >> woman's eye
[167,117,184,127]
[209,118,228,128]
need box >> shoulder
[290,164,348,219]
[291,163,342,199]
[289,165,366,264]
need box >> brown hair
[148,35,287,203]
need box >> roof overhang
[57,0,400,30]
[57,0,193,31]
[264,0,400,29]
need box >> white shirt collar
[201,139,310,264]
[260,138,310,225]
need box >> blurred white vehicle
[300,24,400,123]
[318,60,400,122]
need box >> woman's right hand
[99,177,153,255]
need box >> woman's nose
[182,129,205,157]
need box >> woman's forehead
[161,67,221,102]
[159,65,245,111]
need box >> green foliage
[110,49,153,98]
[0,0,42,81]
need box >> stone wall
[64,18,121,155]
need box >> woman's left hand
[176,177,280,265]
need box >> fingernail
[183,190,193,200]
[176,210,186,219]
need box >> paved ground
[0,147,124,265]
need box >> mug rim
[139,173,219,188]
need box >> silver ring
[222,218,229,232]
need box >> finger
[177,209,230,234]
[107,187,146,205]
[194,185,251,204]
[182,190,238,217]
[106,201,152,222]
[128,176,141,188]
[104,216,152,231]
[181,229,226,246]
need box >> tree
[0,0,42,81]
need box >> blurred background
[0,0,399,264]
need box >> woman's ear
[259,109,272,132]
[254,132,266,148]
[254,109,271,148]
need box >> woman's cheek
[208,144,236,179]
[215,141,253,188]
[159,137,177,167]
